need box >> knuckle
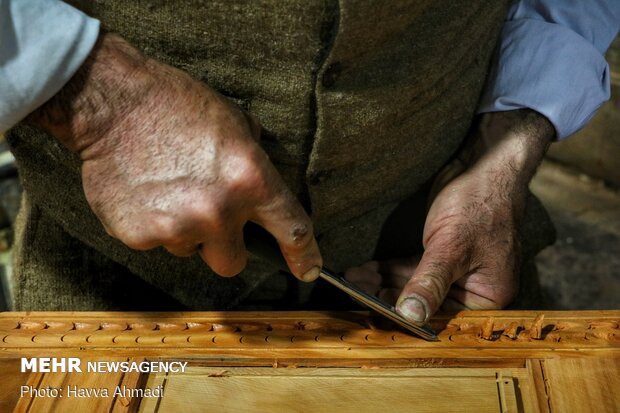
[421,272,448,293]
[192,196,228,228]
[416,270,451,304]
[199,236,247,277]
[151,216,183,245]
[226,149,268,193]
[203,254,247,278]
[165,242,197,257]
[118,230,154,251]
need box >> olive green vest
[9,1,552,311]
[71,0,510,227]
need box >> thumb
[395,246,463,323]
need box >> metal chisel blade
[243,222,439,341]
[318,267,439,341]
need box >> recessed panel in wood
[140,367,520,413]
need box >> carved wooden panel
[140,366,525,413]
[0,310,618,412]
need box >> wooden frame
[1,310,618,412]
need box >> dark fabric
[310,0,511,230]
[7,126,277,310]
[9,189,553,311]
[68,0,335,198]
[9,0,333,310]
[5,0,554,311]
[10,194,186,311]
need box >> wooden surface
[140,367,522,413]
[544,358,620,413]
[0,310,618,412]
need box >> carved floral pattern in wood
[0,311,618,413]
[0,311,618,360]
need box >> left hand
[345,110,554,322]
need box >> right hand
[28,33,323,281]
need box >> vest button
[322,62,342,88]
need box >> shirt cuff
[0,0,100,133]
[477,19,611,139]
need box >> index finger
[251,184,322,282]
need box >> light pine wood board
[9,357,145,413]
[0,310,618,360]
[0,310,617,412]
[140,367,525,413]
[543,358,620,413]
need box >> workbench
[1,310,618,412]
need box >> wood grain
[0,311,618,361]
[141,367,520,413]
[11,357,145,413]
[0,310,617,412]
[544,358,620,413]
[0,359,23,413]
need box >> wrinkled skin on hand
[27,33,322,281]
[346,111,553,322]
[346,159,520,319]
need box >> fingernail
[397,297,427,323]
[300,266,320,282]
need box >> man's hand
[26,32,322,281]
[346,110,553,322]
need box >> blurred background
[530,35,620,310]
[0,37,618,312]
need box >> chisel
[243,222,439,341]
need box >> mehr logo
[21,358,82,373]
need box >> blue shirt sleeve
[0,0,100,133]
[477,0,620,139]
